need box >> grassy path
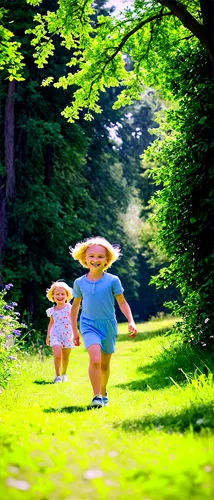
[0,318,214,500]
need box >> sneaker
[54,376,62,383]
[91,395,104,408]
[62,374,68,382]
[102,392,108,406]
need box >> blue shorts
[80,316,118,354]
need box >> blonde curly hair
[70,236,122,270]
[46,281,73,303]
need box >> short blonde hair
[70,236,122,270]
[46,281,73,303]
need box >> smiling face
[85,244,108,272]
[53,287,68,306]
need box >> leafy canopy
[25,0,208,121]
[0,7,24,80]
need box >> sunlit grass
[0,317,213,499]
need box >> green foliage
[0,8,24,80]
[22,0,214,346]
[25,1,208,119]
[0,284,26,389]
[2,0,161,330]
[140,220,169,267]
[3,0,213,341]
[144,49,214,346]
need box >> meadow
[0,317,213,500]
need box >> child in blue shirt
[70,236,137,407]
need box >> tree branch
[103,11,173,67]
[158,1,210,47]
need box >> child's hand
[46,337,50,346]
[73,331,81,346]
[128,321,137,338]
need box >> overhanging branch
[103,11,173,67]
[158,0,210,47]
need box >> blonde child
[46,281,75,383]
[70,236,137,407]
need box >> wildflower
[6,335,13,338]
[3,305,13,311]
[10,302,17,307]
[204,318,209,323]
[13,329,21,336]
[4,283,14,290]
[0,314,4,319]
[8,355,16,361]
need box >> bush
[145,50,214,348]
[0,283,26,389]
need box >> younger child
[46,281,75,383]
[70,236,137,407]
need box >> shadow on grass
[44,405,89,413]
[114,402,214,433]
[34,380,53,385]
[116,342,214,392]
[117,327,174,343]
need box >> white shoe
[62,374,68,382]
[91,395,104,408]
[54,376,62,383]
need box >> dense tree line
[17,0,214,347]
[0,0,172,330]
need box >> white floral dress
[46,303,74,348]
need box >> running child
[70,236,137,407]
[46,281,75,383]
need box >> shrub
[0,283,26,389]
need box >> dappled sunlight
[44,405,89,414]
[1,318,214,500]
[113,401,214,433]
[117,317,181,341]
[34,380,53,385]
[116,340,214,392]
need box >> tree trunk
[200,0,214,65]
[5,80,16,201]
[0,186,6,286]
[159,0,214,66]
[0,80,17,273]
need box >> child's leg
[87,344,102,395]
[62,348,71,374]
[101,352,112,396]
[52,345,62,376]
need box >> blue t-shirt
[73,272,124,320]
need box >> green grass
[0,317,214,500]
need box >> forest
[0,0,174,332]
[0,0,214,343]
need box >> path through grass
[0,317,214,499]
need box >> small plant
[0,283,26,390]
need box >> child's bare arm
[46,316,54,345]
[115,294,137,337]
[71,297,82,346]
